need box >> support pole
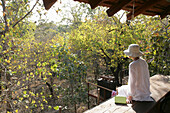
[97,88,100,105]
[59,106,62,113]
[104,89,106,100]
[87,83,90,109]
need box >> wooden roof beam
[160,6,170,19]
[89,0,103,9]
[127,0,161,20]
[106,0,132,17]
[43,0,57,10]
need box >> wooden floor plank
[85,97,116,113]
[106,105,133,113]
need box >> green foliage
[66,12,169,85]
[147,25,170,75]
[51,42,87,106]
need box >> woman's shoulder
[129,61,136,68]
[130,58,147,67]
[129,58,144,65]
[139,58,148,65]
[139,57,146,61]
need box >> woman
[117,44,153,103]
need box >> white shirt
[128,58,153,101]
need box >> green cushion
[115,96,127,104]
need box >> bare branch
[119,11,126,22]
[112,16,118,25]
[159,17,166,26]
[12,0,39,28]
[100,47,111,61]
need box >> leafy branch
[0,0,39,35]
[1,0,8,35]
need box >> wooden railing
[87,82,113,109]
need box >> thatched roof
[43,0,170,20]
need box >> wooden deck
[84,75,170,113]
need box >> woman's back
[129,58,152,101]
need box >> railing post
[104,89,106,100]
[87,82,90,109]
[59,106,62,113]
[97,88,100,105]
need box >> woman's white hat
[124,44,143,57]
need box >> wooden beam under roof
[127,0,161,20]
[43,0,57,10]
[42,0,170,20]
[160,6,170,19]
[106,0,132,17]
[89,0,103,9]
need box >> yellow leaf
[13,100,17,104]
[20,97,23,101]
[68,47,71,49]
[5,59,8,62]
[18,65,21,69]
[56,10,59,13]
[9,57,12,60]
[17,81,20,86]
[53,106,59,110]
[3,12,5,16]
[25,106,28,109]
[36,93,39,97]
[48,72,52,75]
[48,105,52,109]
[43,77,47,80]
[7,60,10,63]
[32,100,35,104]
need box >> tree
[147,16,170,75]
[0,0,39,112]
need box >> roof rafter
[43,0,57,10]
[106,0,132,17]
[43,0,170,20]
[89,0,103,9]
[127,0,161,20]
